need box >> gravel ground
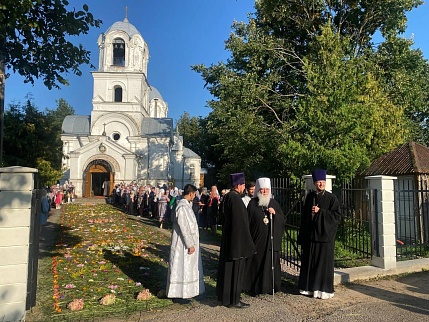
[100,271,429,322]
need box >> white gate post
[0,166,38,322]
[366,175,397,270]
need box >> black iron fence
[274,177,377,271]
[275,175,429,272]
[271,178,303,271]
[335,180,375,267]
[394,177,429,260]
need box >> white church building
[60,17,202,197]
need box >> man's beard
[257,192,271,208]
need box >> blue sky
[4,1,429,124]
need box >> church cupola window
[112,38,125,66]
[114,86,123,102]
[112,132,121,141]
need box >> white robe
[166,198,205,298]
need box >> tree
[369,35,429,144]
[3,98,74,186]
[176,112,221,186]
[193,1,424,181]
[283,25,407,179]
[0,0,101,165]
[45,98,75,168]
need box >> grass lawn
[26,203,220,321]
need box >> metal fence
[335,180,376,267]
[274,177,376,271]
[394,177,429,260]
[271,178,304,271]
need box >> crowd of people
[214,170,341,308]
[44,180,75,210]
[47,170,340,308]
[108,181,232,231]
[161,169,341,309]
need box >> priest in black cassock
[298,169,341,299]
[244,177,285,295]
[216,173,256,308]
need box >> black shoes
[228,301,250,309]
[172,298,191,304]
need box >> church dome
[62,115,90,135]
[149,86,164,101]
[105,18,141,38]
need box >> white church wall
[61,17,202,197]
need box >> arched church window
[114,86,122,102]
[113,38,125,66]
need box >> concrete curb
[334,258,429,284]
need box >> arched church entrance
[83,159,115,198]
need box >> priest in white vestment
[166,184,205,299]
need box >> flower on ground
[67,298,84,311]
[65,283,76,289]
[99,293,116,305]
[137,289,152,301]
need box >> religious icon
[263,215,269,225]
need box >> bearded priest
[244,177,285,295]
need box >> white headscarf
[254,177,271,197]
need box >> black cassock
[244,198,285,295]
[298,190,341,294]
[216,190,255,306]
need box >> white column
[366,175,397,270]
[0,166,38,322]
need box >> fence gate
[336,180,377,267]
[394,176,429,260]
[273,177,378,272]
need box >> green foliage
[0,0,101,89]
[175,112,220,186]
[192,0,425,181]
[285,24,408,179]
[369,35,429,144]
[36,158,63,187]
[3,98,74,186]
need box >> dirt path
[98,271,429,322]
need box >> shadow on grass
[38,222,82,259]
[103,247,169,297]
